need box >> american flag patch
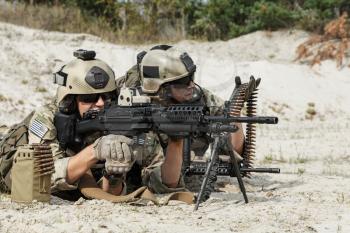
[29,119,49,139]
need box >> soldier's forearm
[66,145,98,184]
[230,123,245,155]
[161,138,183,188]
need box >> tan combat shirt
[27,101,185,194]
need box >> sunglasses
[168,75,194,89]
[77,92,115,103]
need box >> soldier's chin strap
[78,172,194,205]
[188,84,204,103]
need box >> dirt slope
[0,22,349,233]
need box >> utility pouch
[11,144,54,203]
[0,111,34,193]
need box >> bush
[2,0,350,42]
[246,1,297,31]
[296,13,350,68]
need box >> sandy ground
[0,21,350,233]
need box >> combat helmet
[139,46,196,94]
[53,49,117,113]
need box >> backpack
[0,111,34,192]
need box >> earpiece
[58,95,77,114]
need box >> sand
[0,22,349,233]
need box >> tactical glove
[93,135,135,174]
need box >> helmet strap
[149,86,171,106]
[58,95,77,115]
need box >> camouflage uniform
[25,100,185,196]
[116,65,226,157]
[116,65,233,191]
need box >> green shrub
[247,1,297,30]
[3,0,350,42]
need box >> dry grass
[305,102,317,120]
[0,3,127,41]
[0,94,7,102]
[0,2,184,44]
[296,12,350,68]
[297,168,305,175]
[0,3,125,43]
[35,87,48,93]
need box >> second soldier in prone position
[116,45,259,192]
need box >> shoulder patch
[29,119,49,139]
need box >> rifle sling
[156,132,168,151]
[162,191,194,205]
[78,173,194,205]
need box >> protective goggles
[77,92,115,103]
[168,75,194,89]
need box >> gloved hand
[105,158,135,174]
[93,135,135,174]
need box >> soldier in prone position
[1,50,187,199]
[116,45,257,191]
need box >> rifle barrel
[208,116,278,124]
[240,168,280,173]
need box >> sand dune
[0,22,349,233]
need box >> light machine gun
[55,88,277,151]
[54,86,279,209]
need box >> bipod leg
[229,149,248,203]
[227,135,248,203]
[194,137,219,211]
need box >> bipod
[194,133,248,211]
[227,134,248,203]
[194,136,220,211]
